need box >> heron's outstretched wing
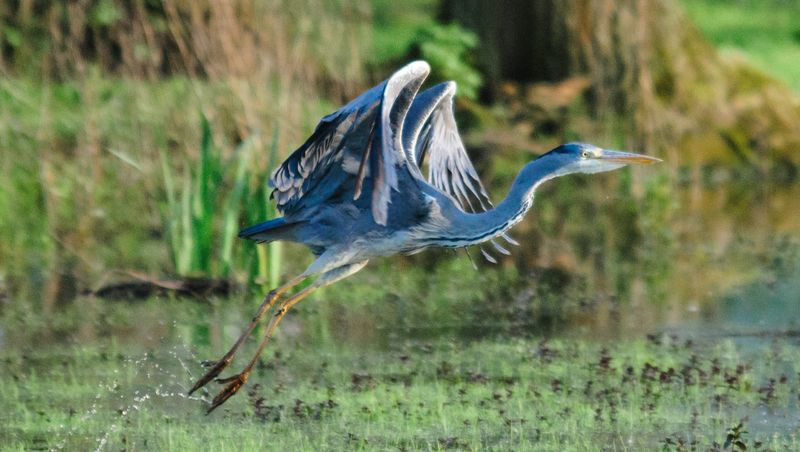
[403,82,492,213]
[270,61,430,225]
[403,81,519,257]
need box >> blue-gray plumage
[189,61,660,412]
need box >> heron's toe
[206,371,250,414]
[188,357,232,396]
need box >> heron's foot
[188,356,232,396]
[206,371,251,414]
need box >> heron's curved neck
[435,157,564,247]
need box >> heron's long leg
[205,284,315,412]
[206,260,368,413]
[188,275,306,395]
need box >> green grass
[683,0,800,91]
[2,295,798,451]
[159,114,282,288]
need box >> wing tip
[403,60,431,77]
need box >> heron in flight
[189,61,660,412]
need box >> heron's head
[538,142,661,177]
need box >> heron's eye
[581,150,590,158]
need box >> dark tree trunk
[441,0,667,115]
[441,0,572,89]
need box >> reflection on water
[659,244,800,347]
[550,177,800,341]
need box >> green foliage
[90,0,122,27]
[257,132,284,292]
[682,0,800,91]
[0,81,53,299]
[369,0,482,99]
[414,23,482,100]
[161,116,218,276]
[723,423,749,451]
[369,0,438,62]
[160,116,281,286]
[0,149,50,298]
[2,26,22,48]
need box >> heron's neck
[435,158,564,247]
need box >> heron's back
[288,173,430,252]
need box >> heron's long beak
[598,149,661,165]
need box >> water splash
[48,342,208,451]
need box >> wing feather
[405,82,520,259]
[406,82,493,214]
[269,61,430,225]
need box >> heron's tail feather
[238,217,298,243]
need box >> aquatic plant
[160,116,282,288]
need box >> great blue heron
[189,61,660,412]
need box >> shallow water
[564,177,800,341]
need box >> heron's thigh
[302,247,362,277]
[312,260,369,289]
